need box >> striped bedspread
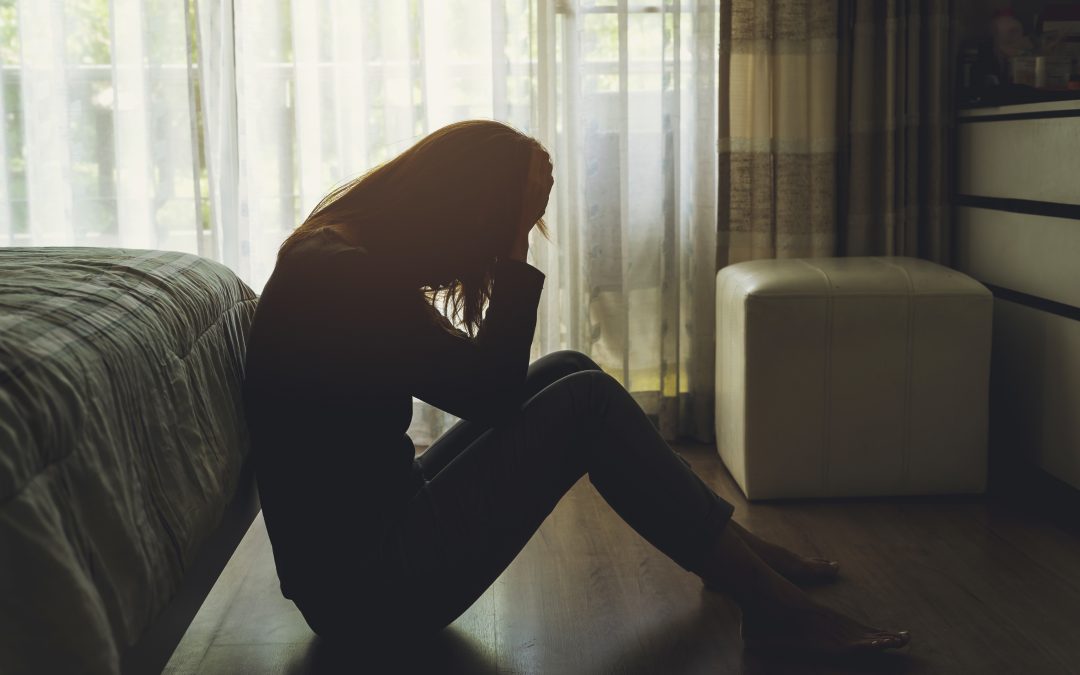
[0,248,258,674]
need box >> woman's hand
[508,147,554,262]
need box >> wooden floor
[164,444,1080,674]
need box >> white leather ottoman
[714,257,992,500]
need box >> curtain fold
[0,0,722,445]
[717,0,841,266]
[2,0,204,251]
[195,0,238,270]
[839,0,954,263]
[717,0,954,267]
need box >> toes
[864,631,910,650]
[796,558,840,583]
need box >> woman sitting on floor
[242,119,910,656]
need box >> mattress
[0,248,258,674]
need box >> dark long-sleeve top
[242,228,545,601]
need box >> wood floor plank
[166,444,1080,675]
[203,541,312,646]
[493,482,616,674]
[981,504,1080,594]
[445,586,498,673]
[193,643,313,675]
[162,514,271,675]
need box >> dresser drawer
[955,206,1080,309]
[958,106,1080,205]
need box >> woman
[243,120,910,656]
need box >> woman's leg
[701,522,910,654]
[415,349,600,479]
[379,369,908,654]
[424,350,839,588]
[384,369,729,634]
[406,349,859,651]
[724,520,839,586]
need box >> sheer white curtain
[0,0,207,253]
[1,0,720,444]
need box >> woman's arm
[324,250,546,424]
[405,258,545,422]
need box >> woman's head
[281,120,551,335]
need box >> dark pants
[302,350,734,640]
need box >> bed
[0,247,260,674]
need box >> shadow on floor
[742,648,920,675]
[291,627,493,674]
[586,591,922,675]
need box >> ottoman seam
[823,282,833,495]
[801,259,834,495]
[896,263,916,489]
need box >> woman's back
[242,228,421,602]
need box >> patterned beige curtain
[840,0,954,263]
[717,0,841,265]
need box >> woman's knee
[515,370,624,460]
[525,350,600,392]
[551,369,627,416]
[545,349,600,373]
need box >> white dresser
[955,100,1080,491]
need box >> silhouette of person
[242,120,909,656]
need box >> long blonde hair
[280,120,549,335]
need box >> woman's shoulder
[281,227,364,261]
[278,228,378,280]
[273,228,420,307]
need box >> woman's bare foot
[700,524,909,657]
[726,520,840,587]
